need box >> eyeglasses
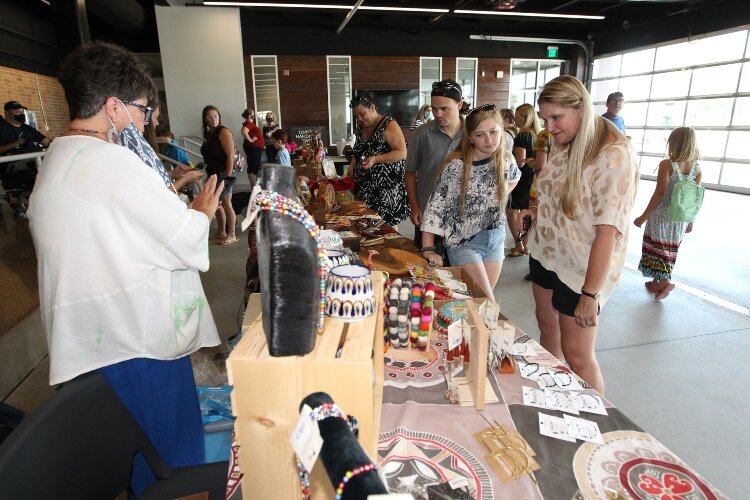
[467,103,497,117]
[122,101,154,124]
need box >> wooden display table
[227,271,385,499]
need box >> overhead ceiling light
[456,9,604,20]
[360,6,449,13]
[204,2,449,12]
[204,2,351,9]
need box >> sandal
[507,249,524,257]
[655,283,675,301]
[222,236,239,245]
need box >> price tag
[290,404,324,473]
[447,318,464,351]
[489,325,502,354]
[479,300,499,328]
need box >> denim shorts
[446,227,506,266]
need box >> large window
[420,57,442,106]
[509,59,562,110]
[251,55,281,127]
[591,28,750,191]
[456,57,478,107]
[327,56,352,146]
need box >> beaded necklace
[246,186,326,333]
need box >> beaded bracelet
[247,187,326,333]
[295,402,351,500]
[335,463,379,500]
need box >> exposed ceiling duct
[86,0,146,31]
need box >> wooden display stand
[463,299,490,410]
[227,271,385,499]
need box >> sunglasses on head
[431,80,461,96]
[122,101,155,124]
[467,103,497,117]
[349,95,373,108]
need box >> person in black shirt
[0,101,51,156]
[0,101,51,215]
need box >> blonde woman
[420,104,520,302]
[507,103,542,256]
[520,76,639,394]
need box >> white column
[155,5,246,144]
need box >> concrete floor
[2,180,749,498]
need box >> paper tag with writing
[564,414,605,444]
[571,392,608,415]
[522,386,548,409]
[479,300,499,328]
[449,476,470,489]
[550,368,584,390]
[519,361,541,380]
[290,404,323,472]
[447,319,464,351]
[489,325,502,354]
[512,343,535,356]
[538,412,576,443]
[544,388,580,415]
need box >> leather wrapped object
[257,164,318,356]
[300,392,387,499]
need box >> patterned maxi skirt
[637,203,688,281]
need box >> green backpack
[667,161,704,223]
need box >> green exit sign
[547,46,559,58]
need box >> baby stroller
[0,158,38,217]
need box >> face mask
[109,99,173,188]
[12,113,26,123]
[424,111,432,120]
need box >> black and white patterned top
[421,156,520,248]
[352,116,410,226]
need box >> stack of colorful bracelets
[384,278,436,350]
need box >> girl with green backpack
[634,127,703,301]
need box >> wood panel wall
[477,58,511,109]
[351,56,420,91]
[242,55,512,136]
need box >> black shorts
[529,257,599,317]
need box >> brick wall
[0,65,68,139]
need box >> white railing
[0,151,45,169]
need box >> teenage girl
[420,104,520,302]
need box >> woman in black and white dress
[349,92,410,226]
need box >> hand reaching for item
[423,250,443,267]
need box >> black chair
[0,372,229,500]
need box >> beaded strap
[335,463,380,500]
[246,186,326,333]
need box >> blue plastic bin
[197,385,234,463]
[204,419,234,463]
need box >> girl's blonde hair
[435,106,508,215]
[537,75,620,219]
[515,103,542,136]
[668,127,701,163]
